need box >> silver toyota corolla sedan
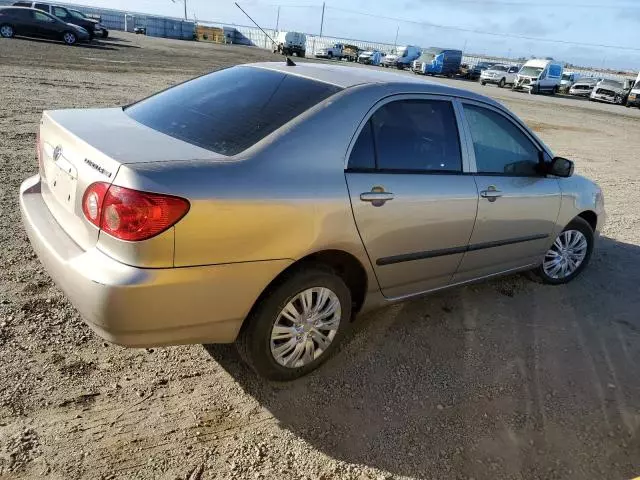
[20,62,605,380]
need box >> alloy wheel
[63,32,76,45]
[270,287,341,368]
[0,25,14,38]
[542,229,588,280]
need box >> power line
[409,0,640,9]
[327,6,640,52]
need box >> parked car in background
[568,77,600,97]
[480,64,520,88]
[20,62,605,380]
[590,79,628,104]
[626,73,640,108]
[560,71,581,92]
[133,26,146,35]
[273,31,306,57]
[0,6,90,44]
[412,48,462,77]
[467,61,496,80]
[382,45,421,69]
[12,1,103,39]
[512,59,563,94]
[68,8,107,38]
[358,49,383,66]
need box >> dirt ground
[1,33,640,480]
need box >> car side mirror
[548,157,574,177]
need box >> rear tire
[236,267,352,380]
[62,31,77,45]
[101,30,109,39]
[0,23,14,38]
[299,50,305,58]
[531,217,594,285]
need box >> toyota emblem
[53,145,62,161]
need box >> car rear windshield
[125,66,342,156]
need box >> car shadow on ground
[12,36,118,50]
[205,236,640,478]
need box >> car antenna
[234,2,296,66]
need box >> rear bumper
[20,175,292,347]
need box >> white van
[273,31,306,57]
[512,59,563,94]
[626,72,640,108]
[382,45,421,70]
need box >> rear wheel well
[577,210,597,232]
[244,250,368,330]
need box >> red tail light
[82,182,190,241]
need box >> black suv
[12,1,102,39]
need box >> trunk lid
[38,108,221,251]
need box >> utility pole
[507,48,511,60]
[319,2,325,37]
[183,0,187,20]
[462,39,467,53]
[275,5,280,32]
[394,25,399,49]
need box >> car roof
[247,62,501,107]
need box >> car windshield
[69,10,86,19]
[601,79,623,88]
[491,65,508,72]
[562,73,572,80]
[418,53,435,62]
[125,66,342,156]
[520,66,544,77]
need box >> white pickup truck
[480,64,520,88]
[315,43,346,59]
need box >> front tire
[0,23,14,38]
[532,217,594,285]
[62,31,77,45]
[236,267,352,380]
[498,78,506,88]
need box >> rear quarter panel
[121,85,393,292]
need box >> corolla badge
[53,145,62,161]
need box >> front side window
[463,104,540,176]
[33,10,54,22]
[125,66,342,156]
[348,99,462,173]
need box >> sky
[73,0,640,70]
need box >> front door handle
[480,186,502,202]
[360,191,394,206]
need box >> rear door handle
[360,192,395,205]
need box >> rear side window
[6,8,30,17]
[125,67,342,156]
[12,2,31,6]
[348,99,462,173]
